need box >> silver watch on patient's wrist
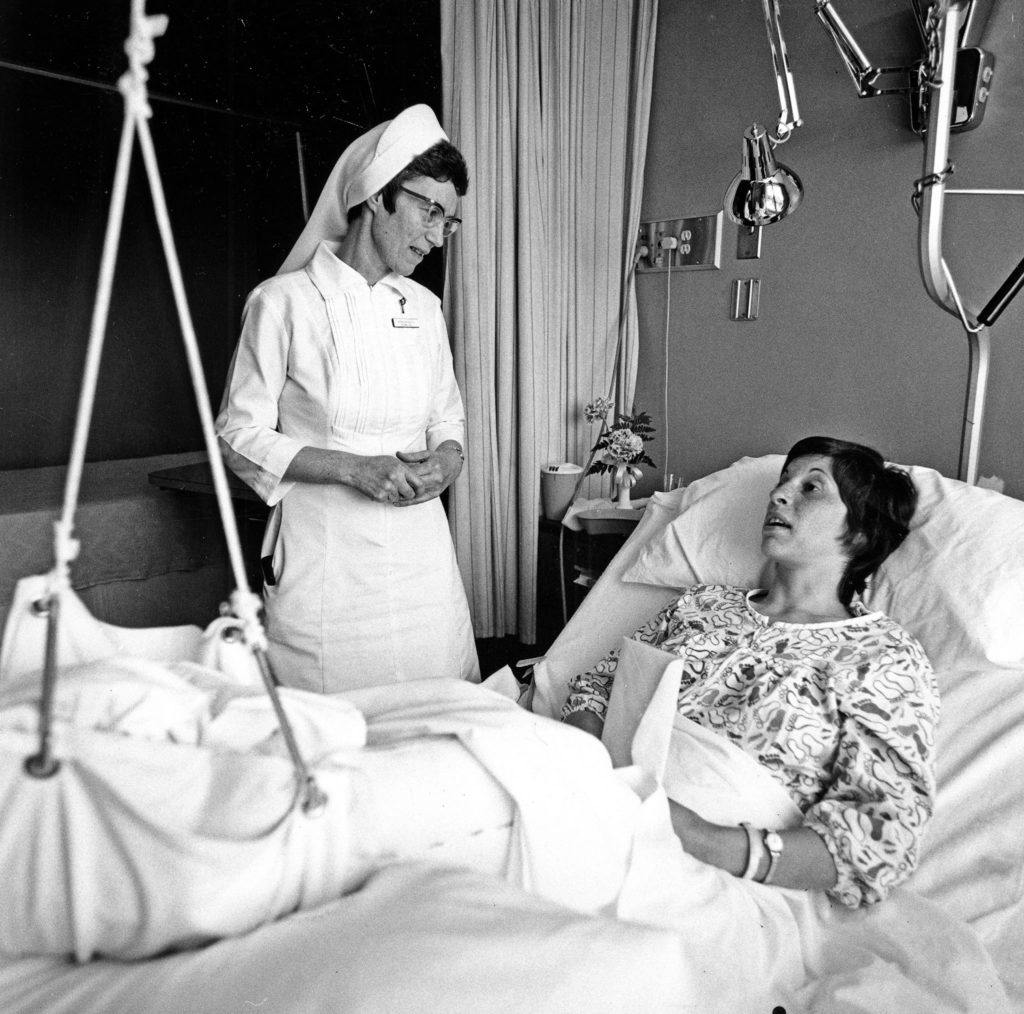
[760,830,784,885]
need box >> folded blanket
[0,673,642,962]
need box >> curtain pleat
[442,0,658,643]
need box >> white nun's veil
[278,104,448,275]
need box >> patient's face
[762,455,850,569]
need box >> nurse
[215,104,479,692]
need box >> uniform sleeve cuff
[256,439,305,506]
[427,426,465,451]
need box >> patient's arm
[561,607,674,727]
[668,800,838,892]
[562,709,604,738]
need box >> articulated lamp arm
[814,1,920,98]
[761,0,801,143]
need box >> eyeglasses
[397,185,462,238]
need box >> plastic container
[540,463,583,521]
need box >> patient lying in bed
[562,435,937,908]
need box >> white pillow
[601,637,682,771]
[620,453,1024,674]
[621,455,780,591]
[863,466,1024,673]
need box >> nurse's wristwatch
[740,823,784,884]
[439,441,465,464]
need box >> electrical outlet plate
[636,212,723,272]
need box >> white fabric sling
[7,0,325,812]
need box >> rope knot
[118,6,168,119]
[228,589,269,653]
[52,519,80,569]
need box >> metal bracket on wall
[731,278,760,321]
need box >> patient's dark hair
[783,436,917,607]
[348,140,469,223]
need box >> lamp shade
[724,123,803,227]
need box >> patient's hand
[562,709,604,739]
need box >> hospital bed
[0,451,1021,1012]
[534,452,1024,1010]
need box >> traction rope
[26,0,326,815]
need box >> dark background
[0,1,444,469]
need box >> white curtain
[441,0,658,643]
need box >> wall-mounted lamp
[724,124,803,229]
[724,0,805,243]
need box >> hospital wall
[0,3,441,472]
[633,0,1024,499]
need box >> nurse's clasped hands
[345,454,427,504]
[393,442,464,507]
[280,445,447,505]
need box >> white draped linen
[440,0,659,640]
[0,659,1005,1010]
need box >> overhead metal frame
[915,0,1024,485]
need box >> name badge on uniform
[392,316,420,328]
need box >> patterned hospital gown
[563,584,939,908]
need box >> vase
[614,482,632,508]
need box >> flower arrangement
[583,396,615,425]
[582,398,656,506]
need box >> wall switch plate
[731,278,760,320]
[736,225,763,260]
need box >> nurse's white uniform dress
[215,240,478,692]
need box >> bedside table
[574,505,646,538]
[571,505,645,590]
[535,503,645,650]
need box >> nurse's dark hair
[782,436,917,607]
[380,141,469,212]
[347,141,469,223]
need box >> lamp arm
[815,0,918,97]
[760,0,801,143]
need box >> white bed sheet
[0,861,690,1014]
[0,666,1012,1013]
[1,673,1008,1013]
